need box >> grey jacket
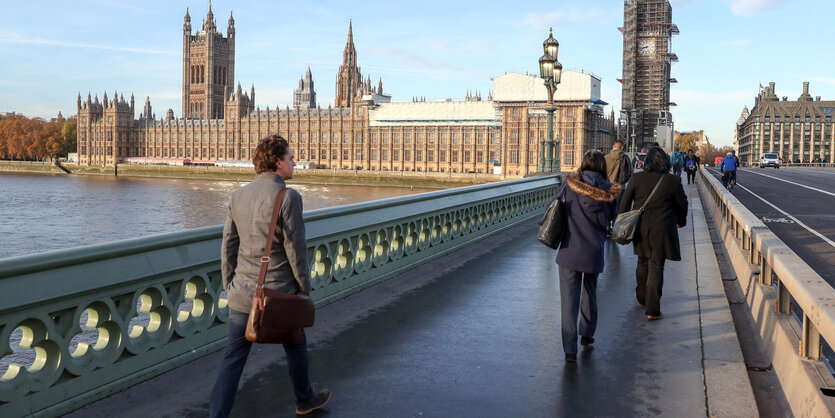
[221,173,311,313]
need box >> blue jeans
[558,266,598,355]
[210,309,314,418]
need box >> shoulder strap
[257,188,288,288]
[639,176,664,212]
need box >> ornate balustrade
[0,175,559,417]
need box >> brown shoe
[296,389,331,415]
[646,313,663,320]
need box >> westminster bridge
[1,171,833,417]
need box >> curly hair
[644,146,671,173]
[252,134,290,174]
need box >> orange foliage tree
[0,115,65,160]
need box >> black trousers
[635,256,665,316]
[686,168,697,183]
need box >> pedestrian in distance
[670,150,684,176]
[548,150,620,362]
[604,139,633,232]
[211,135,331,417]
[683,149,700,185]
[619,147,688,320]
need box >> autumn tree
[61,118,77,155]
[704,145,734,166]
[0,115,64,160]
[675,133,697,153]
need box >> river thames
[0,172,436,259]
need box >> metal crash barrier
[697,169,835,415]
[0,175,560,417]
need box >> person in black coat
[619,147,688,320]
[551,151,620,361]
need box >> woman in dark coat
[619,147,688,320]
[551,150,620,362]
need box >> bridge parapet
[0,175,559,417]
[697,169,835,415]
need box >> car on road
[760,153,780,168]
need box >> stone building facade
[294,67,316,110]
[182,5,235,120]
[737,81,835,165]
[76,7,614,175]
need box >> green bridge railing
[0,175,559,417]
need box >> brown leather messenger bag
[245,188,315,344]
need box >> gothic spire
[342,19,357,66]
[204,1,216,32]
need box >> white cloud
[731,0,794,17]
[669,0,696,7]
[808,77,835,87]
[722,39,752,47]
[524,7,620,29]
[423,39,490,55]
[0,35,176,55]
[671,89,753,107]
[366,46,488,78]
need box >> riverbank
[0,161,504,189]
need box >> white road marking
[762,217,794,223]
[706,168,835,248]
[730,181,835,249]
[741,169,835,197]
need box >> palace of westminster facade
[76,6,615,176]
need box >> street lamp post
[538,28,562,173]
[629,109,637,158]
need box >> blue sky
[0,0,828,146]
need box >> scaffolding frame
[620,0,678,150]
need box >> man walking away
[683,149,700,184]
[605,140,632,191]
[605,140,633,234]
[670,151,683,176]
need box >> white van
[760,153,780,168]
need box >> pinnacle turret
[203,1,216,32]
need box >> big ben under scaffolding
[619,0,679,151]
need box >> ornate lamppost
[538,28,562,173]
[629,109,639,159]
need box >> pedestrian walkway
[67,183,756,417]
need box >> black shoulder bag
[538,194,567,249]
[611,176,664,245]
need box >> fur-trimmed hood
[566,171,621,202]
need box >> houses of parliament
[76,5,615,176]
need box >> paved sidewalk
[68,182,756,417]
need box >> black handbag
[611,177,664,245]
[538,195,567,249]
